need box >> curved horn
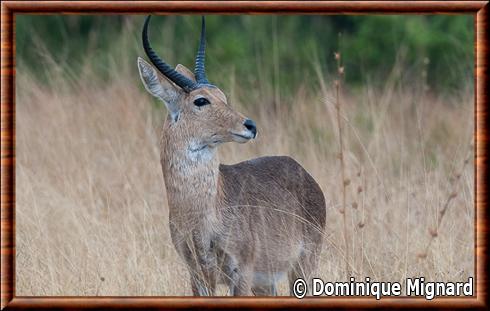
[142,15,197,93]
[194,16,209,84]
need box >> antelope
[137,16,326,296]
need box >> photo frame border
[1,1,487,309]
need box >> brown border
[1,1,488,310]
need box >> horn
[142,15,197,93]
[194,16,209,84]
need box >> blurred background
[16,15,474,296]
[17,15,473,94]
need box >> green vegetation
[17,15,473,94]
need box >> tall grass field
[15,15,474,296]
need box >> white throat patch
[187,142,215,162]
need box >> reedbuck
[137,16,326,296]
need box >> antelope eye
[194,97,210,107]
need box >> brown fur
[137,58,326,296]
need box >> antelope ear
[137,57,182,119]
[175,64,196,82]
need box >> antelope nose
[243,119,257,138]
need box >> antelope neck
[161,136,221,229]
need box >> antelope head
[137,16,257,153]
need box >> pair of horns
[142,15,209,93]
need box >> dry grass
[16,32,474,296]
